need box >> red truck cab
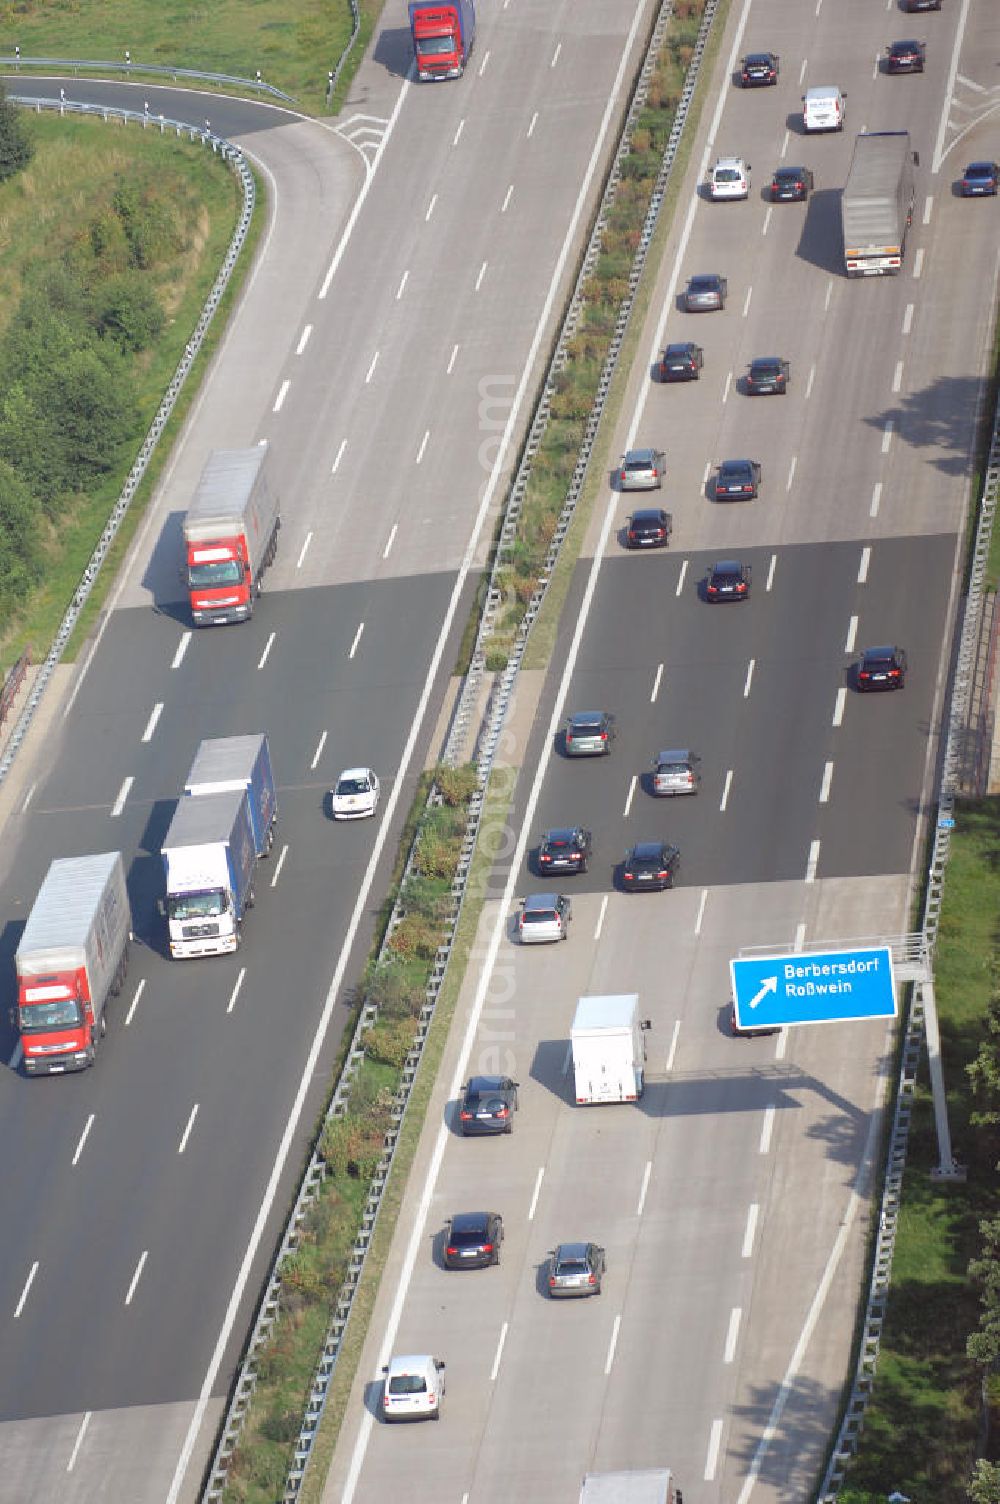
[409,0,475,80]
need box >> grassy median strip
[839,800,1000,1502]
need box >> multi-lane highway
[324,0,1000,1501]
[0,1,661,1499]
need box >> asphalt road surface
[0,0,660,1499]
[324,0,1000,1501]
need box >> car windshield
[168,889,227,921]
[19,997,84,1032]
[188,559,244,589]
[389,1374,427,1394]
[336,777,369,795]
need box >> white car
[382,1354,445,1422]
[330,767,380,819]
[708,155,750,200]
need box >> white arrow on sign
[747,976,778,1011]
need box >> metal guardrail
[0,97,254,788]
[328,0,361,102]
[0,651,30,728]
[196,2,726,1500]
[1,54,293,102]
[817,340,1000,1499]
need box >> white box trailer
[15,852,131,1075]
[841,131,918,276]
[571,994,649,1105]
[183,445,280,625]
[579,1469,681,1504]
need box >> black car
[856,645,907,691]
[746,356,790,395]
[684,273,727,312]
[715,459,761,500]
[885,38,926,72]
[706,559,751,601]
[444,1211,504,1268]
[622,841,680,891]
[658,341,703,381]
[903,0,939,9]
[625,508,672,548]
[740,51,779,86]
[771,165,814,201]
[459,1075,520,1136]
[537,827,592,874]
[961,161,1000,197]
[730,1005,780,1039]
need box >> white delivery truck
[579,1469,681,1504]
[571,994,650,1105]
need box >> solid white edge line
[604,1313,621,1375]
[124,1250,148,1306]
[931,0,975,174]
[169,5,655,1487]
[735,1094,886,1504]
[72,1114,95,1166]
[724,1307,742,1363]
[320,78,410,298]
[66,1411,92,1472]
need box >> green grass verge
[3,0,385,116]
[0,110,248,670]
[839,799,1000,1502]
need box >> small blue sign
[730,946,896,1030]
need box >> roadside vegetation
[838,800,1000,1504]
[0,92,244,666]
[0,0,382,115]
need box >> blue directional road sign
[730,946,897,1030]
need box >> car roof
[450,1211,492,1231]
[337,766,372,781]
[555,1241,590,1259]
[387,1354,435,1374]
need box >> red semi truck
[14,852,132,1075]
[408,0,475,80]
[183,444,280,626]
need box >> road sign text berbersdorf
[730,947,897,1030]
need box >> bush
[320,1091,394,1179]
[0,84,33,183]
[364,1015,419,1069]
[400,872,452,923]
[94,272,165,352]
[386,911,440,960]
[364,964,427,1019]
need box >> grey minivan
[651,749,701,796]
[619,448,666,491]
[564,711,616,756]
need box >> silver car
[618,447,666,491]
[564,711,616,756]
[518,893,571,943]
[547,1241,606,1298]
[651,749,701,796]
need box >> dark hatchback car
[684,273,728,311]
[622,841,680,891]
[564,711,616,757]
[740,50,779,86]
[716,459,761,500]
[706,559,751,601]
[444,1211,504,1268]
[771,165,814,201]
[657,341,704,381]
[961,161,1000,197]
[459,1076,520,1136]
[548,1241,606,1298]
[885,38,926,72]
[746,356,790,394]
[857,645,907,691]
[537,827,592,874]
[625,507,672,548]
[902,0,939,9]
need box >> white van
[802,85,846,132]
